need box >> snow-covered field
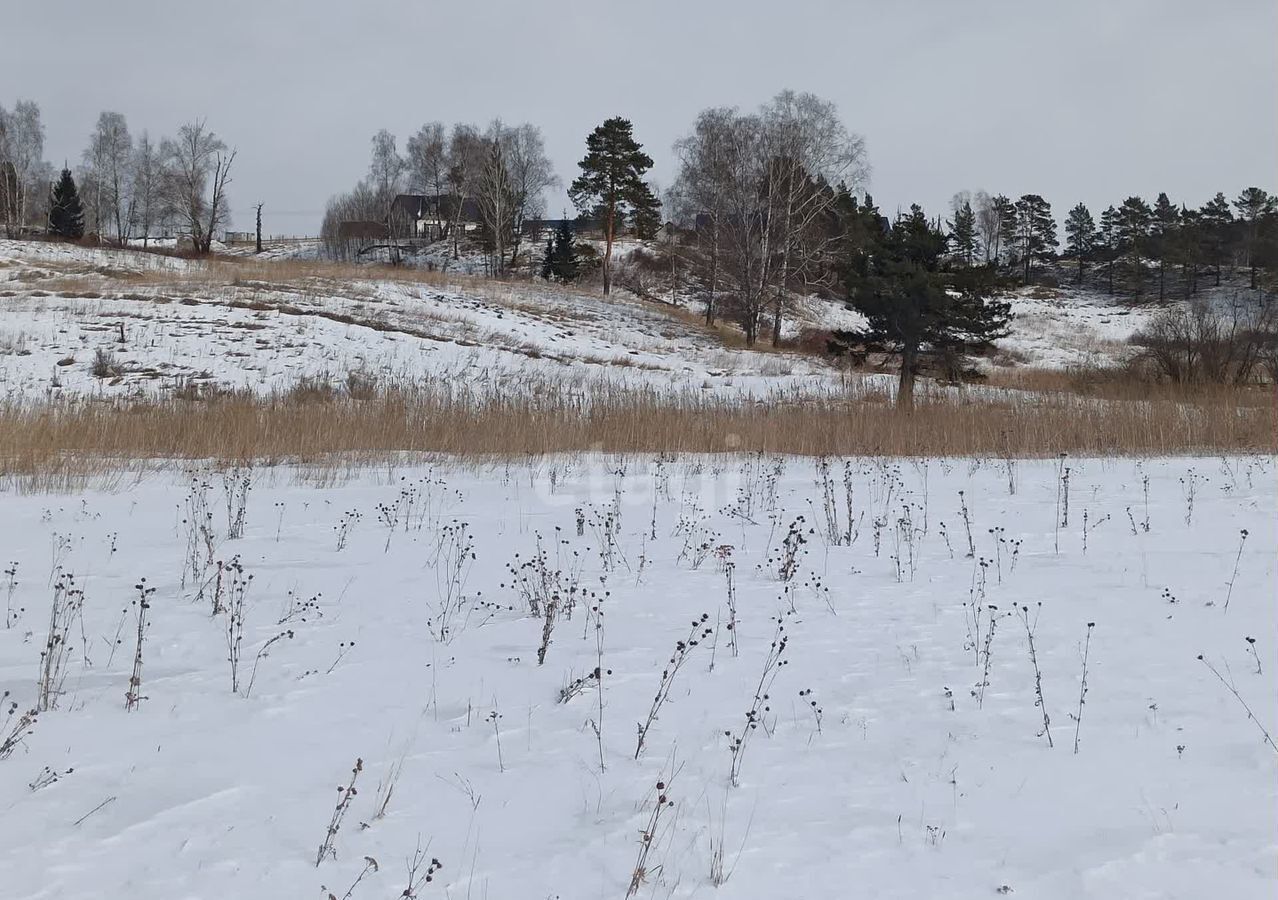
[0,240,1200,404]
[0,240,853,402]
[1,455,1274,899]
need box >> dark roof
[392,194,480,222]
[337,220,389,240]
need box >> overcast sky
[3,0,1275,235]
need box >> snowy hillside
[0,240,853,403]
[0,456,1274,899]
[0,241,1205,403]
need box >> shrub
[1131,297,1277,384]
[91,348,122,379]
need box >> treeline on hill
[320,116,661,288]
[8,93,1277,405]
[325,92,1274,406]
[0,101,236,253]
[945,188,1278,300]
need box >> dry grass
[985,362,1277,406]
[4,244,1273,491]
[0,377,1271,489]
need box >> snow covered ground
[0,240,1211,404]
[0,240,855,403]
[1,455,1274,899]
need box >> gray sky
[4,0,1275,235]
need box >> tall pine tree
[1013,194,1058,284]
[948,200,977,266]
[1064,203,1096,285]
[569,117,660,294]
[1098,205,1119,295]
[830,204,1010,412]
[48,168,85,240]
[1150,193,1179,301]
[1174,205,1202,298]
[1233,187,1277,289]
[1199,192,1234,286]
[1117,196,1153,298]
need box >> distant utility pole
[255,203,263,254]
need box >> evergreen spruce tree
[1117,196,1153,298]
[630,192,663,241]
[830,203,1011,412]
[1151,193,1179,301]
[1064,203,1096,285]
[568,117,660,294]
[540,234,555,280]
[1098,205,1119,295]
[48,167,85,240]
[1013,194,1058,284]
[549,218,580,283]
[948,200,977,266]
[1200,192,1234,286]
[1233,187,1277,289]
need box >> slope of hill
[3,240,1235,405]
[0,241,852,403]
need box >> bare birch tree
[445,124,485,258]
[758,91,868,345]
[672,107,736,325]
[973,190,1000,264]
[0,101,45,233]
[130,131,162,247]
[82,112,134,244]
[405,122,447,238]
[673,91,867,345]
[473,123,514,274]
[366,129,405,261]
[500,122,557,269]
[162,120,235,253]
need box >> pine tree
[1174,206,1202,298]
[1013,194,1058,284]
[1150,193,1179,301]
[831,204,1011,412]
[1063,203,1096,285]
[1233,187,1277,289]
[1117,196,1153,298]
[568,117,660,294]
[1098,205,1119,295]
[948,200,977,266]
[48,168,85,240]
[1200,192,1234,287]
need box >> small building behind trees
[389,194,481,239]
[336,220,390,242]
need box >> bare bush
[1,692,37,760]
[90,348,122,379]
[37,572,84,712]
[1131,297,1277,384]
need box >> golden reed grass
[1,378,1272,488]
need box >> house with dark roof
[390,194,481,239]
